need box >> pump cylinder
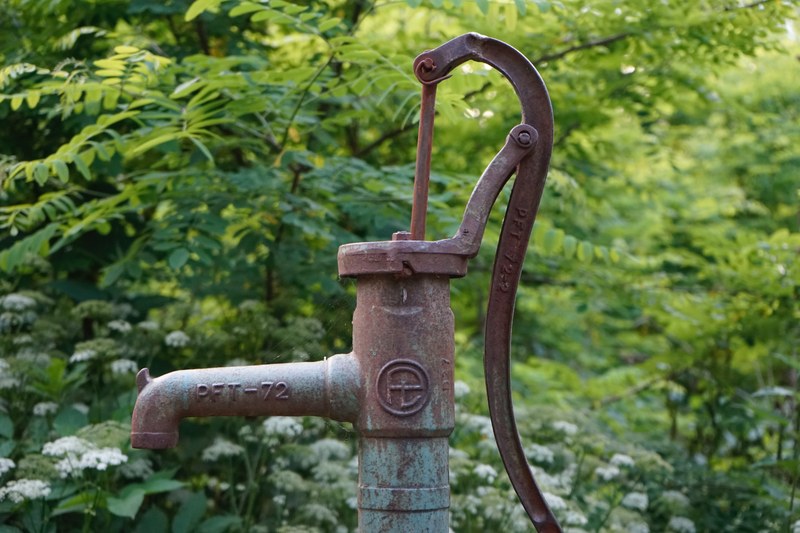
[352,273,455,531]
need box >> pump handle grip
[414,34,560,533]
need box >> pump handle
[413,33,560,533]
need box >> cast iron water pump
[132,33,561,532]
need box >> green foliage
[1,0,799,531]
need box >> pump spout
[131,353,360,449]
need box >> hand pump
[131,33,561,532]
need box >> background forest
[1,0,799,532]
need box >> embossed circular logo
[376,359,430,416]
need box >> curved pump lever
[411,33,561,533]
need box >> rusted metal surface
[339,32,560,532]
[131,354,359,449]
[352,274,454,529]
[132,32,560,533]
[409,60,437,241]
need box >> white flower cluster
[552,420,578,436]
[137,320,159,331]
[564,510,587,526]
[202,438,245,462]
[310,438,351,461]
[661,490,690,509]
[453,380,470,399]
[629,522,650,533]
[792,519,800,533]
[668,516,696,533]
[207,477,232,491]
[0,479,51,503]
[610,453,635,468]
[1,294,36,311]
[542,491,567,511]
[622,491,649,511]
[263,416,302,439]
[0,458,15,476]
[69,349,96,363]
[110,358,137,375]
[16,349,49,365]
[164,330,190,347]
[595,465,620,481]
[461,413,494,439]
[77,449,128,472]
[13,334,32,345]
[42,436,127,477]
[526,443,555,464]
[33,402,58,416]
[473,463,497,483]
[0,360,19,390]
[107,320,132,333]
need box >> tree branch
[533,32,631,64]
[353,121,416,158]
[460,32,632,103]
[195,19,211,55]
[724,0,771,11]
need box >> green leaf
[189,137,214,162]
[26,90,41,108]
[168,248,190,270]
[53,406,88,436]
[514,0,527,15]
[101,262,126,287]
[130,132,183,156]
[542,228,564,255]
[0,223,58,272]
[532,221,549,248]
[94,59,126,70]
[108,489,145,518]
[134,508,168,533]
[72,153,92,180]
[596,245,611,264]
[186,0,220,21]
[171,77,202,98]
[33,162,49,185]
[137,476,184,495]
[0,413,13,439]
[576,241,594,264]
[172,492,207,533]
[318,17,341,32]
[10,95,23,110]
[505,3,517,30]
[229,2,263,17]
[251,10,278,22]
[197,516,242,533]
[476,0,489,15]
[53,490,97,516]
[563,235,577,258]
[52,160,69,183]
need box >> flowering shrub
[1,287,793,530]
